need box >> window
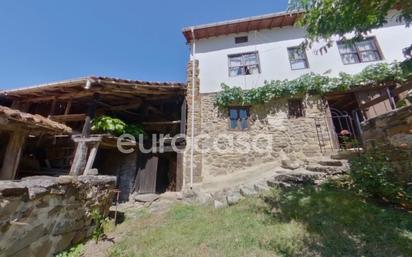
[288,47,309,70]
[229,107,250,130]
[288,99,304,118]
[337,37,383,65]
[235,36,248,44]
[228,52,260,77]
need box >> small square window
[288,99,304,118]
[228,52,260,77]
[288,47,309,70]
[229,107,250,130]
[235,36,248,44]
[337,37,383,65]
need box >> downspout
[189,27,196,189]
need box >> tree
[289,0,412,57]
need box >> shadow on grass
[262,184,412,257]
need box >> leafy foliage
[124,124,146,139]
[91,116,126,136]
[216,61,412,107]
[290,0,412,42]
[91,116,145,138]
[349,146,412,205]
[91,209,109,244]
[55,244,84,257]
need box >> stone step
[239,185,258,197]
[306,165,344,175]
[267,180,292,189]
[317,160,344,167]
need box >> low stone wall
[0,175,117,257]
[361,105,412,148]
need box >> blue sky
[0,0,289,89]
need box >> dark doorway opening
[135,152,177,195]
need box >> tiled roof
[0,105,72,134]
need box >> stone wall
[362,105,412,148]
[0,175,116,257]
[197,93,331,182]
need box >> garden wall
[361,105,412,148]
[0,175,116,257]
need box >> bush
[349,146,412,205]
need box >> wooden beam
[0,131,26,180]
[50,114,86,122]
[110,101,142,111]
[64,99,72,115]
[48,97,57,118]
[142,120,181,125]
[180,99,187,135]
[69,142,88,176]
[84,142,100,174]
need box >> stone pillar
[184,59,203,186]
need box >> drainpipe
[189,27,196,190]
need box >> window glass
[338,37,382,64]
[228,52,260,77]
[288,47,309,70]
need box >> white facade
[191,14,412,93]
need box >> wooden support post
[0,131,26,180]
[81,101,97,137]
[70,100,97,176]
[69,142,88,176]
[180,99,187,135]
[84,142,100,174]
[64,99,72,115]
[48,98,57,118]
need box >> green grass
[108,185,412,257]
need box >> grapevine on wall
[216,60,412,108]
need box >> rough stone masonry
[0,175,116,257]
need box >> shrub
[349,146,412,205]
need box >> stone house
[181,10,412,187]
[0,10,411,197]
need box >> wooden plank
[50,114,86,122]
[110,101,143,111]
[0,131,26,180]
[69,141,88,176]
[176,153,184,191]
[180,99,187,135]
[64,99,72,115]
[84,142,100,174]
[48,98,57,118]
[394,80,412,95]
[142,120,181,125]
[136,155,159,194]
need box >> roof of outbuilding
[182,10,303,42]
[0,105,72,134]
[0,76,186,101]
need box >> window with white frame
[287,47,309,70]
[337,37,383,65]
[228,52,260,77]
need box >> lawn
[108,185,412,257]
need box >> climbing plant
[215,61,412,108]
